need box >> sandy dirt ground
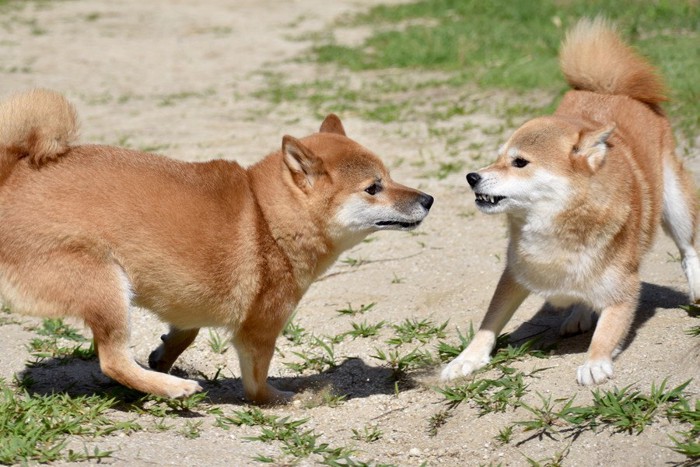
[0,1,698,465]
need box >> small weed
[372,347,434,376]
[436,324,475,362]
[669,431,700,459]
[129,392,207,417]
[153,418,173,432]
[336,302,376,316]
[283,319,307,345]
[284,336,338,374]
[427,408,452,437]
[516,393,569,441]
[351,424,383,443]
[207,329,229,354]
[341,256,367,267]
[346,320,385,339]
[391,272,405,284]
[387,318,448,345]
[522,442,571,467]
[681,304,700,317]
[180,420,203,439]
[685,325,700,337]
[437,370,528,414]
[495,424,514,444]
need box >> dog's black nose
[420,193,434,210]
[466,172,481,187]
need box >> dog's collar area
[475,193,505,206]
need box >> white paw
[164,376,203,399]
[577,359,613,385]
[441,354,490,382]
[560,305,595,336]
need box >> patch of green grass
[387,318,448,345]
[312,0,699,137]
[214,407,367,465]
[26,318,96,364]
[437,368,528,414]
[509,379,699,462]
[0,379,141,464]
[36,318,87,341]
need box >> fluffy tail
[559,17,667,107]
[0,89,78,178]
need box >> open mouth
[376,220,422,229]
[475,193,506,207]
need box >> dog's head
[466,116,614,216]
[281,115,433,247]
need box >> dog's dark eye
[512,157,529,168]
[365,183,381,195]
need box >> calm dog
[442,18,700,385]
[0,89,433,403]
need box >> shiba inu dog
[442,18,700,385]
[0,89,433,403]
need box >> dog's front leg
[577,297,636,385]
[441,267,529,381]
[233,332,293,405]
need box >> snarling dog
[442,18,700,385]
[0,89,433,403]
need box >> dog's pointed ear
[319,114,346,136]
[574,124,615,172]
[282,135,324,190]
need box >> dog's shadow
[506,281,690,355]
[18,355,404,409]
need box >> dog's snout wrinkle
[466,172,481,188]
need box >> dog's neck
[247,154,338,295]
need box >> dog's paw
[560,305,595,336]
[440,354,490,382]
[577,359,613,385]
[248,384,295,405]
[148,346,169,373]
[163,376,203,399]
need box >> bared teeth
[475,193,505,205]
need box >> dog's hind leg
[148,326,200,373]
[84,263,202,398]
[661,156,700,303]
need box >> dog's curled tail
[0,89,78,177]
[559,17,667,108]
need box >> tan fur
[443,18,700,385]
[0,89,433,403]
